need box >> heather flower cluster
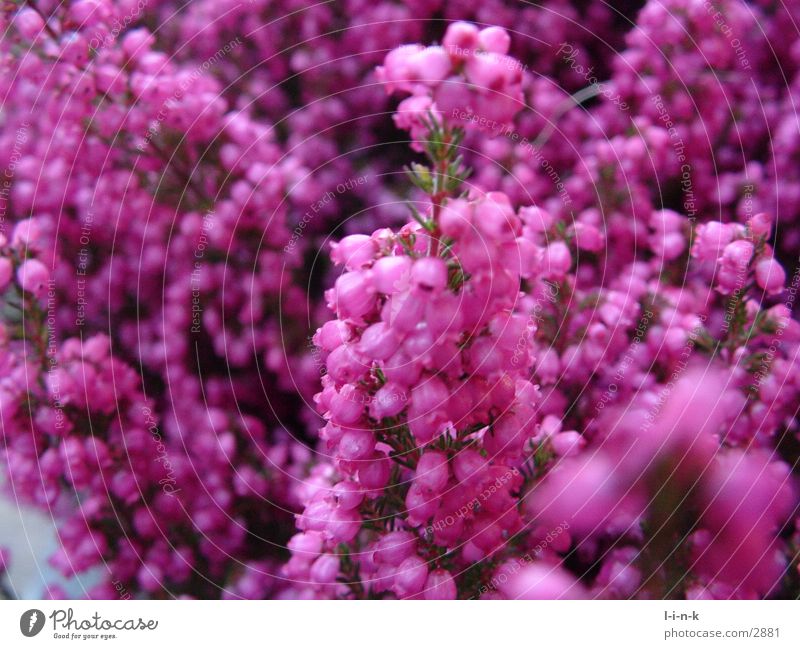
[0,1,799,601]
[377,22,525,147]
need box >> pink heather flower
[394,556,428,598]
[358,455,391,490]
[439,198,473,238]
[649,209,686,260]
[14,8,45,41]
[755,257,786,294]
[570,222,604,252]
[11,218,44,250]
[332,480,364,510]
[424,569,457,599]
[331,271,375,319]
[716,239,754,294]
[376,45,451,94]
[748,212,773,238]
[373,531,417,566]
[550,431,585,457]
[594,548,642,598]
[379,22,525,140]
[442,22,479,59]
[477,26,511,55]
[315,319,351,352]
[16,258,50,299]
[372,256,412,294]
[542,241,572,278]
[368,382,407,419]
[287,532,323,561]
[410,257,448,291]
[414,452,450,494]
[496,562,587,599]
[330,235,378,271]
[691,222,735,261]
[392,95,440,150]
[121,28,155,60]
[310,554,340,584]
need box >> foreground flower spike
[291,188,541,595]
[285,31,547,595]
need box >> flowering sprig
[285,36,546,595]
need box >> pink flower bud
[358,322,401,360]
[410,46,452,85]
[315,319,351,352]
[372,256,412,294]
[14,8,45,41]
[16,258,49,298]
[716,240,754,293]
[410,376,449,418]
[692,222,734,261]
[543,241,571,278]
[474,192,517,239]
[326,508,361,543]
[551,431,585,457]
[332,481,364,510]
[465,51,511,90]
[453,449,488,484]
[333,271,375,319]
[358,455,391,490]
[439,198,473,238]
[377,45,425,93]
[338,429,374,461]
[721,239,754,268]
[519,206,554,232]
[414,452,449,493]
[443,22,479,59]
[121,28,154,60]
[12,218,44,251]
[310,554,340,584]
[747,212,772,238]
[424,569,457,599]
[331,235,377,270]
[374,531,417,566]
[385,290,427,332]
[411,257,447,291]
[405,483,438,527]
[755,257,786,294]
[478,27,511,55]
[68,1,102,26]
[394,555,428,597]
[498,563,587,599]
[329,385,366,424]
[571,222,604,252]
[325,344,367,384]
[287,532,323,560]
[369,382,407,419]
